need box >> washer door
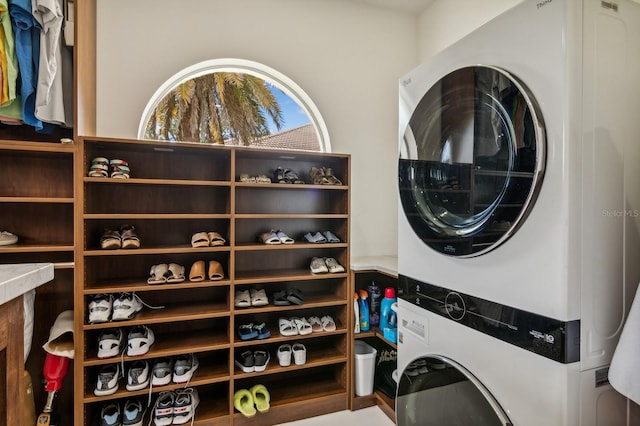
[396,355,512,426]
[399,66,545,257]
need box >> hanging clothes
[0,0,22,121]
[33,0,67,126]
[8,0,50,130]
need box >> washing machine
[397,0,640,424]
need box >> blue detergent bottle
[379,287,397,343]
[358,289,370,331]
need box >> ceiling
[344,0,436,15]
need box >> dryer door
[396,355,512,426]
[399,66,545,257]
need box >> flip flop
[250,384,270,413]
[147,264,168,284]
[208,260,224,280]
[165,263,185,283]
[237,323,258,340]
[207,231,226,247]
[189,260,205,282]
[191,232,209,248]
[254,322,271,339]
[234,389,256,417]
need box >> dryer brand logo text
[529,329,555,344]
[537,0,552,8]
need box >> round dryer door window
[396,355,512,425]
[399,66,545,257]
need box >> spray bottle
[358,289,370,331]
[354,292,360,333]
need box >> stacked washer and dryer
[396,0,640,424]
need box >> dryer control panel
[398,274,580,364]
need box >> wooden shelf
[84,278,230,295]
[84,177,231,186]
[0,196,74,203]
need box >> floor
[276,406,396,425]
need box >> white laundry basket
[354,340,377,396]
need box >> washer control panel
[398,274,580,364]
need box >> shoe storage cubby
[0,140,76,421]
[76,137,350,425]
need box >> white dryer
[397,0,640,424]
[398,0,640,371]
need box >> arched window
[138,58,331,152]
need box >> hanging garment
[9,0,49,130]
[0,0,21,120]
[33,0,66,126]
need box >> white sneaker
[126,325,155,356]
[126,360,150,391]
[88,294,113,324]
[97,328,124,359]
[152,391,175,426]
[173,354,199,384]
[151,358,174,386]
[112,292,143,321]
[172,388,199,425]
[94,363,120,396]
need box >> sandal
[272,290,291,306]
[235,290,251,308]
[303,232,327,244]
[234,389,256,418]
[323,167,342,185]
[147,263,168,284]
[165,263,185,283]
[189,260,205,282]
[207,231,226,247]
[237,323,258,340]
[208,260,224,280]
[191,232,210,248]
[321,315,337,332]
[307,316,323,333]
[286,288,304,305]
[254,322,271,339]
[250,384,270,413]
[292,317,312,335]
[259,230,281,245]
[250,288,269,307]
[275,230,294,244]
[283,168,304,184]
[239,174,256,183]
[255,175,272,184]
[274,166,287,184]
[120,225,140,249]
[100,229,121,249]
[310,167,331,185]
[278,318,298,336]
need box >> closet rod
[53,262,74,270]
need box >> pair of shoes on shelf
[100,398,145,426]
[278,317,312,336]
[303,230,340,243]
[97,324,155,358]
[147,263,185,284]
[88,292,164,323]
[306,315,336,333]
[239,173,272,184]
[235,349,270,373]
[310,166,342,185]
[152,388,199,425]
[189,260,224,282]
[235,288,269,308]
[0,230,18,246]
[88,157,130,179]
[234,385,270,417]
[277,343,306,366]
[149,354,199,388]
[258,229,294,244]
[310,257,344,274]
[274,166,304,184]
[237,322,271,341]
[191,231,226,247]
[272,288,304,306]
[100,225,140,249]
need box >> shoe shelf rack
[350,263,398,423]
[75,136,350,425]
[0,139,76,419]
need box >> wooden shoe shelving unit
[75,136,351,425]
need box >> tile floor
[276,406,396,425]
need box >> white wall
[417,0,523,61]
[95,0,416,258]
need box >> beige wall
[94,0,524,258]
